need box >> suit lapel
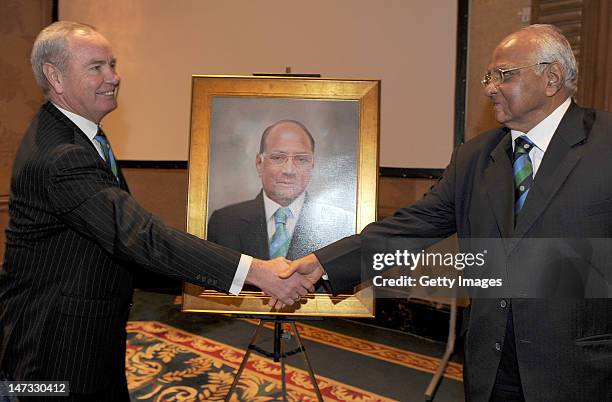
[44,102,127,190]
[239,192,269,259]
[484,131,514,239]
[45,102,97,153]
[511,104,589,243]
[287,195,310,260]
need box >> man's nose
[484,81,497,97]
[280,158,297,174]
[105,69,120,85]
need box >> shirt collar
[511,97,571,152]
[262,191,305,222]
[51,102,100,141]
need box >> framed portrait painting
[182,75,379,317]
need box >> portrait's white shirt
[511,97,571,176]
[263,191,306,242]
[52,102,251,295]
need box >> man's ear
[255,153,264,178]
[545,62,564,96]
[42,63,64,95]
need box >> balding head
[484,24,574,132]
[256,120,315,206]
[259,120,315,154]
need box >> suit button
[495,342,501,351]
[500,299,507,308]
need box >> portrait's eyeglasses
[481,62,552,87]
[261,152,313,168]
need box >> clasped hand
[246,254,324,309]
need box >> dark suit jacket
[0,102,241,393]
[315,103,612,401]
[207,191,354,261]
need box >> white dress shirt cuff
[229,254,253,295]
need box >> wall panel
[0,0,54,266]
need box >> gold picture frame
[182,75,379,317]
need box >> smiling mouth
[97,89,116,96]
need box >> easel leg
[225,320,265,402]
[226,318,323,402]
[280,323,288,402]
[290,322,324,402]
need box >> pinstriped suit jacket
[0,102,240,393]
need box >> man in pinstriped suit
[0,21,314,401]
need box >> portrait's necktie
[513,135,534,219]
[269,207,292,258]
[94,129,120,183]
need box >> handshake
[245,254,325,309]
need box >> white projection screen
[59,0,458,169]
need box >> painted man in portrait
[207,120,354,273]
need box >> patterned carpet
[239,319,463,381]
[127,321,397,401]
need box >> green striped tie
[269,207,292,258]
[513,136,534,219]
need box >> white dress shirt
[53,103,106,160]
[53,103,251,294]
[510,97,571,176]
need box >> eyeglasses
[481,62,552,87]
[261,152,313,168]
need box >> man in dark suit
[283,25,612,401]
[208,119,354,262]
[0,21,314,401]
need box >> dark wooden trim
[454,0,469,147]
[580,0,611,112]
[118,160,188,169]
[531,0,612,112]
[0,195,9,212]
[117,162,444,180]
[379,167,443,179]
[52,0,58,21]
[117,161,445,179]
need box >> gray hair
[31,21,98,93]
[259,120,315,154]
[520,24,578,93]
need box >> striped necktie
[513,136,534,218]
[94,130,120,182]
[269,207,292,258]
